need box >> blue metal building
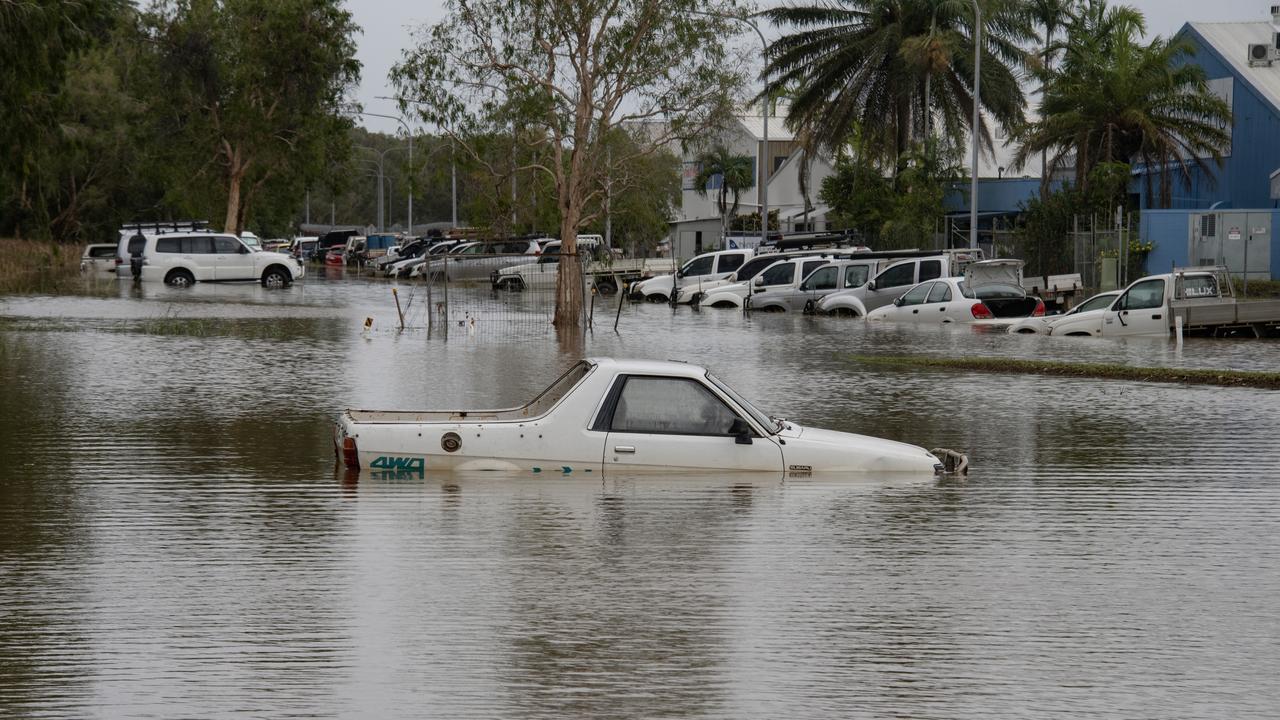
[1134,18,1280,278]
[1133,20,1280,210]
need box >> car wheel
[831,307,860,318]
[165,269,195,288]
[497,278,523,291]
[645,293,669,303]
[595,279,618,296]
[262,268,290,288]
[1015,328,1038,334]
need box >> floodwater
[2,272,1279,719]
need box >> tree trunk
[223,143,247,235]
[553,200,584,333]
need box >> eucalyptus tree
[692,146,756,242]
[1,0,122,237]
[141,0,361,234]
[761,0,1033,174]
[1014,1,1232,206]
[392,0,743,332]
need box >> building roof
[736,114,795,142]
[1187,21,1280,115]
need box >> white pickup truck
[491,240,675,295]
[628,249,754,303]
[698,256,833,309]
[1048,266,1280,338]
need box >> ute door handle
[614,445,636,454]
[1152,314,1162,320]
[912,309,919,314]
[939,306,947,311]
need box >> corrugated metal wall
[1144,28,1280,211]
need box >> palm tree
[693,146,755,242]
[761,0,1033,173]
[1014,1,1232,207]
[1026,0,1077,195]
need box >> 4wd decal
[370,456,426,472]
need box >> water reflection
[1,276,1279,718]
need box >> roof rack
[120,220,210,235]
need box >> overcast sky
[348,0,1280,134]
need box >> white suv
[137,232,305,287]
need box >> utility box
[1190,211,1273,281]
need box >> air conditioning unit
[1248,42,1280,65]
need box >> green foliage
[762,0,1033,165]
[821,153,893,239]
[1014,0,1232,207]
[0,0,125,237]
[1015,161,1133,275]
[139,0,361,234]
[693,146,755,240]
[822,140,961,249]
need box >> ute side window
[844,265,870,288]
[1120,279,1165,310]
[759,262,795,286]
[682,255,714,276]
[919,259,943,281]
[801,266,837,291]
[717,253,746,273]
[875,262,915,289]
[609,377,740,436]
[213,236,242,254]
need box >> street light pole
[969,0,982,251]
[358,111,413,233]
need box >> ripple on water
[2,277,1279,718]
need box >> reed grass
[849,354,1280,390]
[0,238,114,295]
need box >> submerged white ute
[334,358,967,476]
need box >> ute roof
[585,357,708,378]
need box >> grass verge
[849,354,1280,390]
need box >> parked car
[80,244,119,277]
[334,357,961,475]
[628,249,753,303]
[1007,291,1121,335]
[1045,266,1280,338]
[680,250,843,305]
[289,237,318,260]
[866,277,1044,324]
[699,256,832,309]
[239,231,262,251]
[752,258,881,313]
[814,250,986,317]
[114,220,211,279]
[324,245,346,266]
[132,232,305,287]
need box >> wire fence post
[613,281,627,333]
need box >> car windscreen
[705,372,775,434]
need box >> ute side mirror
[729,417,753,445]
[753,276,765,286]
[867,280,877,290]
[893,296,905,307]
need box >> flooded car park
[2,270,1279,718]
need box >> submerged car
[1006,291,1121,335]
[335,358,962,475]
[866,277,1045,324]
